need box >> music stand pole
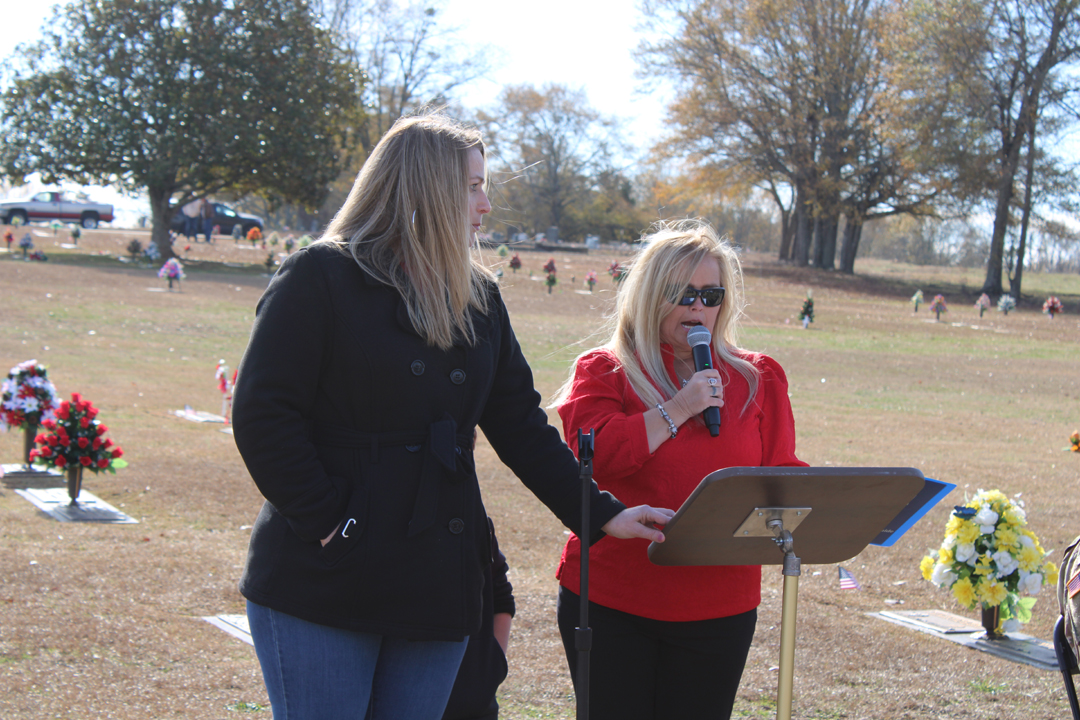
[576,429,594,720]
[769,520,800,720]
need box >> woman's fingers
[601,505,676,542]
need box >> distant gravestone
[546,226,559,243]
[203,614,253,645]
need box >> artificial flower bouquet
[929,294,947,319]
[1,360,58,431]
[920,489,1057,633]
[158,257,185,280]
[1044,296,1063,318]
[30,393,126,474]
[585,270,598,292]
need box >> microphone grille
[686,326,712,347]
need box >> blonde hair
[555,219,760,416]
[321,113,491,350]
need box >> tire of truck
[81,213,100,229]
[7,210,28,226]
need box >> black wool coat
[232,243,623,641]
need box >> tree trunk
[839,214,863,274]
[794,185,812,267]
[148,187,176,263]
[812,215,838,272]
[1010,119,1038,301]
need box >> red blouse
[556,345,807,621]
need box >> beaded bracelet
[655,403,678,439]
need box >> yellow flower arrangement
[921,489,1057,632]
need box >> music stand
[648,466,928,720]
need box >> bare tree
[477,84,630,241]
[895,0,1080,296]
[639,0,940,273]
[314,0,494,152]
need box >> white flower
[942,535,957,550]
[1018,572,1043,595]
[1020,535,1035,549]
[21,397,39,413]
[974,507,998,533]
[1003,618,1021,633]
[956,543,977,563]
[931,563,956,588]
[993,550,1019,577]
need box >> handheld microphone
[686,326,721,436]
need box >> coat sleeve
[231,249,349,543]
[756,355,808,468]
[477,291,624,542]
[556,350,654,481]
[489,520,515,618]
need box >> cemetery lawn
[1,228,1079,719]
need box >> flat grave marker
[16,487,138,524]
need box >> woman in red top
[553,219,806,720]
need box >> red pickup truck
[1,191,115,229]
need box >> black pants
[557,587,756,720]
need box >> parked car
[1,191,114,229]
[170,201,264,238]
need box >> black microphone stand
[576,428,594,720]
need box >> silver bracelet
[655,403,678,439]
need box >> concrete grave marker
[872,609,1057,670]
[16,487,138,524]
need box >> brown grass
[1,228,1079,719]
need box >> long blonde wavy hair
[555,219,760,416]
[321,113,492,350]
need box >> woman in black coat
[231,113,672,720]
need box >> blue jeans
[247,601,469,720]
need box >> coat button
[411,360,425,376]
[450,369,466,385]
[448,518,465,534]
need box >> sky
[4,1,1077,227]
[3,1,669,224]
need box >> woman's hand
[320,522,342,547]
[667,369,724,425]
[601,505,675,543]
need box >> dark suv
[171,201,264,237]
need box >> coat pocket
[317,476,368,567]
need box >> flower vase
[66,465,83,504]
[23,422,38,468]
[981,604,1003,639]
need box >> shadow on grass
[741,259,1080,312]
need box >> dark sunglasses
[673,286,726,307]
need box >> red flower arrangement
[1043,296,1063,318]
[30,393,127,474]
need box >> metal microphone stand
[576,429,594,720]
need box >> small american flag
[839,566,861,590]
[1068,568,1080,599]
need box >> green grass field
[1,230,1078,719]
